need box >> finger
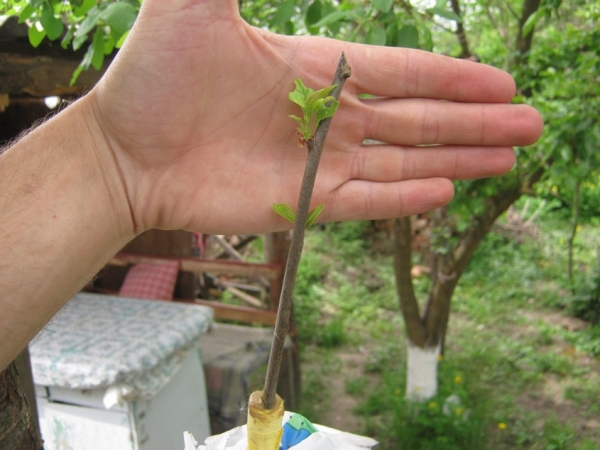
[339,145,515,182]
[361,99,543,146]
[348,46,516,102]
[322,178,455,222]
[292,38,518,103]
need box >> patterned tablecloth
[30,292,213,404]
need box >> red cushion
[119,261,180,301]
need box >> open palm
[91,0,542,235]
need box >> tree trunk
[393,216,427,347]
[406,342,441,401]
[568,180,581,284]
[0,360,44,450]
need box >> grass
[294,216,600,449]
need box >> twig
[262,53,352,410]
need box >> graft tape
[247,390,285,450]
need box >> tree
[392,0,599,400]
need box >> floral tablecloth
[30,292,213,405]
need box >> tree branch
[393,216,427,347]
[450,0,471,58]
[262,53,351,410]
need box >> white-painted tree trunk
[405,342,441,401]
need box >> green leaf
[91,28,104,70]
[366,26,386,46]
[18,5,35,24]
[427,7,462,22]
[385,22,398,46]
[396,25,419,48]
[273,203,296,223]
[289,79,311,108]
[305,0,322,26]
[421,24,434,52]
[306,204,324,227]
[315,99,339,123]
[289,79,339,141]
[61,26,74,49]
[116,30,129,48]
[522,9,542,36]
[73,0,96,18]
[71,43,94,85]
[270,0,295,26]
[104,35,116,55]
[28,23,46,48]
[40,3,64,41]
[73,6,101,50]
[312,10,347,28]
[101,2,137,37]
[70,63,85,87]
[373,0,393,13]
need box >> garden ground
[286,211,600,449]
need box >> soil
[302,347,371,433]
[304,308,600,444]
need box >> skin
[0,0,543,370]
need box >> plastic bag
[184,411,378,450]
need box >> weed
[314,316,347,348]
[344,376,370,397]
[293,216,600,448]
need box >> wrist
[75,92,138,242]
[0,95,137,369]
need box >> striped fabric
[119,261,180,301]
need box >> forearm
[0,95,135,370]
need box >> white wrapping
[183,411,378,450]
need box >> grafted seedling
[261,53,352,414]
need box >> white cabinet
[30,293,214,450]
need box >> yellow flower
[498,422,507,430]
[437,354,444,361]
[394,388,401,395]
[428,401,437,409]
[455,407,464,416]
[454,375,462,384]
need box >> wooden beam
[110,252,281,280]
[222,285,265,309]
[0,43,111,97]
[186,299,277,326]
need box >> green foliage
[272,203,296,224]
[1,0,140,83]
[356,362,488,450]
[570,259,600,324]
[272,203,324,227]
[306,204,324,227]
[288,78,339,142]
[314,316,347,348]
[295,217,600,447]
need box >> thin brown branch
[262,53,351,410]
[450,0,471,58]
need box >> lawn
[292,210,600,449]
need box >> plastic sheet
[183,411,378,450]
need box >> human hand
[88,0,543,236]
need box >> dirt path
[302,347,370,432]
